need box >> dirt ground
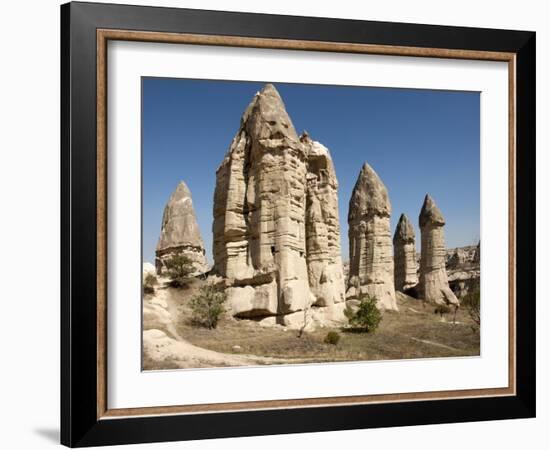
[143,278,480,370]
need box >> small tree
[462,285,480,329]
[143,273,157,294]
[190,284,227,329]
[344,294,382,332]
[297,307,310,338]
[164,254,194,288]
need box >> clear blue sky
[142,78,480,264]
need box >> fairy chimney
[347,162,398,311]
[156,181,208,275]
[393,213,418,291]
[213,84,345,317]
[418,194,459,305]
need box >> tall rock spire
[156,181,208,275]
[240,83,299,141]
[418,194,459,305]
[393,213,418,292]
[303,134,346,307]
[213,84,345,318]
[347,163,398,311]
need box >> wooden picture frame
[61,1,535,447]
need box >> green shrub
[190,284,227,329]
[344,294,382,332]
[143,285,155,294]
[164,254,194,288]
[143,272,157,294]
[434,304,451,317]
[324,331,341,345]
[462,285,480,328]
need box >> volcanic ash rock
[155,181,208,275]
[303,134,346,307]
[213,84,345,318]
[393,213,418,292]
[446,242,480,299]
[418,194,459,305]
[347,163,398,311]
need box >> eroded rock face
[447,246,476,269]
[303,134,346,307]
[446,242,480,299]
[418,194,459,305]
[155,181,208,275]
[213,84,345,317]
[347,163,398,311]
[393,213,418,292]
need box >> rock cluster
[393,213,418,292]
[347,163,398,311]
[212,84,345,317]
[446,245,478,269]
[418,194,459,305]
[155,181,208,275]
[152,83,473,320]
[446,241,480,299]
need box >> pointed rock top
[419,194,445,228]
[156,181,204,251]
[241,83,298,141]
[348,162,391,222]
[174,180,191,197]
[259,83,278,96]
[394,213,415,243]
[304,137,338,189]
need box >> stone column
[393,213,418,292]
[303,134,346,307]
[418,194,459,305]
[347,163,398,311]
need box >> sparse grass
[155,282,480,366]
[462,284,480,330]
[142,354,181,371]
[434,304,452,319]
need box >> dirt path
[144,280,300,369]
[407,336,460,352]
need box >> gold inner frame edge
[95,29,517,420]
